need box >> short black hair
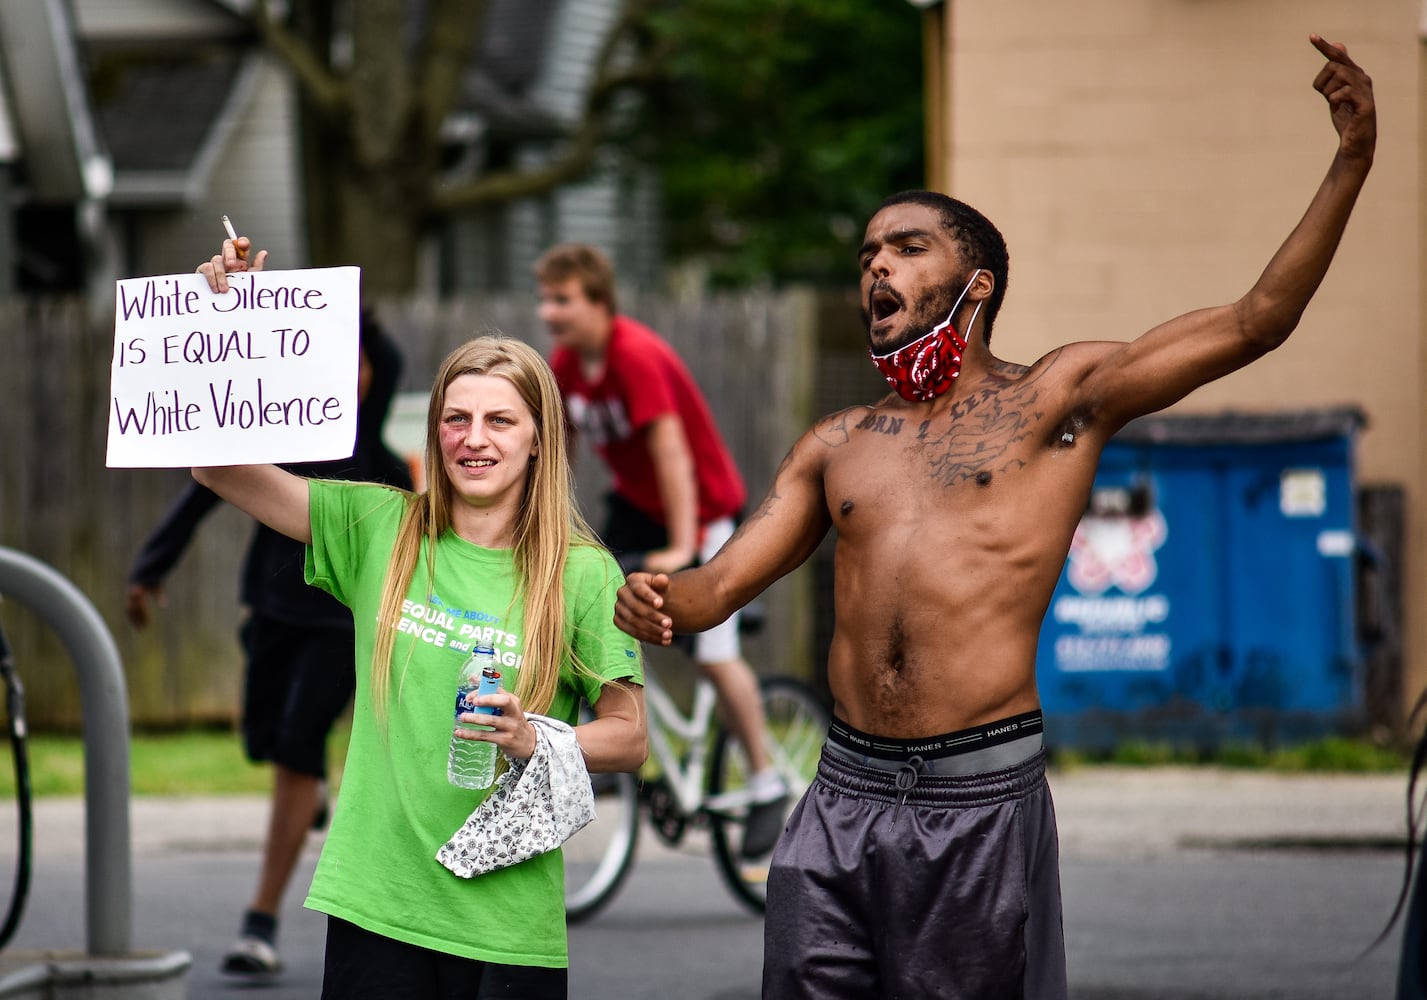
[876,191,1010,343]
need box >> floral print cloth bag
[437,714,597,878]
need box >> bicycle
[563,658,830,921]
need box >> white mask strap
[873,268,985,359]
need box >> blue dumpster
[1036,407,1366,750]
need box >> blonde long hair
[368,335,600,721]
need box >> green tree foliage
[638,0,925,288]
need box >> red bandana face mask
[869,270,984,402]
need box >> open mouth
[869,287,903,325]
[460,458,496,470]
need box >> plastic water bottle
[448,645,501,789]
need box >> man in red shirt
[537,243,787,856]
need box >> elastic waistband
[817,742,1047,806]
[828,710,1044,761]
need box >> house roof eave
[0,0,112,201]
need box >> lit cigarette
[220,215,247,260]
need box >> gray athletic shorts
[763,726,1067,1000]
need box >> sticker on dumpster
[1280,468,1326,518]
[1052,633,1172,672]
[1052,505,1172,672]
[1065,508,1167,596]
[1315,530,1354,557]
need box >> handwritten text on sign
[106,267,361,468]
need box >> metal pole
[0,546,131,956]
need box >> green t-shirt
[303,479,642,967]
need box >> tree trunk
[297,88,430,294]
[291,0,439,296]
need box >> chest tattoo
[855,412,904,436]
[915,365,1050,488]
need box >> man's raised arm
[1242,34,1376,329]
[1082,33,1376,429]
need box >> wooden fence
[0,289,877,729]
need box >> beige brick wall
[928,0,1427,717]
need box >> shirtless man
[614,35,1375,1000]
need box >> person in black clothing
[1396,804,1427,999]
[125,310,412,977]
[1388,692,1427,999]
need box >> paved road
[0,766,1412,999]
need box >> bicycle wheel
[708,675,830,913]
[564,768,641,922]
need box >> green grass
[0,727,1405,798]
[1050,736,1409,774]
[0,721,352,798]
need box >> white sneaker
[742,781,792,858]
[704,771,789,813]
[221,934,281,975]
[747,768,789,804]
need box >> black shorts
[239,615,355,779]
[600,493,753,660]
[321,916,568,1000]
[599,492,674,576]
[764,735,1067,1000]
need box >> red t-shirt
[550,315,746,526]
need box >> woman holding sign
[195,238,647,999]
[125,309,411,979]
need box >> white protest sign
[106,267,361,468]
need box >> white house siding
[130,59,304,279]
[447,155,655,299]
[553,161,622,254]
[525,1,660,288]
[528,0,622,124]
[447,0,660,298]
[73,0,247,42]
[613,160,662,291]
